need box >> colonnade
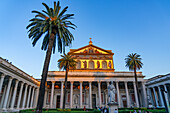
[45,80,147,108]
[0,74,39,110]
[147,84,170,108]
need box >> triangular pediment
[68,44,114,55]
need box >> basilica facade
[0,39,147,112]
[44,40,147,109]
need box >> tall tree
[26,1,76,112]
[58,53,77,109]
[125,53,143,107]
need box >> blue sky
[0,0,170,79]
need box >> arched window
[102,61,107,69]
[89,61,94,69]
[76,61,81,69]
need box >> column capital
[35,87,39,90]
[51,81,55,84]
[97,81,101,83]
[158,85,162,88]
[153,86,157,89]
[70,81,74,84]
[1,74,5,77]
[29,85,32,89]
[25,83,28,87]
[106,81,110,83]
[15,79,19,83]
[124,81,128,83]
[20,82,24,86]
[8,77,13,80]
[133,81,136,84]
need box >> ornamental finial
[89,37,92,45]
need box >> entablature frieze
[47,79,145,83]
[47,71,143,77]
[146,75,170,86]
[47,76,145,82]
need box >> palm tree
[125,53,143,107]
[26,1,76,112]
[58,53,77,109]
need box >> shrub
[141,107,147,110]
[134,107,138,110]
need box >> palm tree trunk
[134,67,141,107]
[36,34,55,113]
[63,63,69,109]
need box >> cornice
[0,57,40,86]
[47,71,144,78]
[146,74,170,86]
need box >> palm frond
[26,1,76,54]
[125,53,143,71]
[58,53,77,70]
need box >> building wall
[0,56,148,112]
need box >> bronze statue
[97,61,100,68]
[108,61,112,69]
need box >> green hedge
[19,109,101,113]
[20,108,165,113]
[118,108,165,113]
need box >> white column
[30,87,35,108]
[0,74,5,93]
[164,84,170,112]
[148,88,154,106]
[22,84,28,108]
[43,89,47,108]
[89,81,92,108]
[0,85,7,108]
[70,81,73,108]
[60,81,64,108]
[125,81,130,108]
[153,87,159,107]
[80,81,83,108]
[158,86,164,107]
[98,81,101,107]
[7,86,13,108]
[133,81,139,107]
[116,81,121,107]
[10,80,19,109]
[142,81,147,107]
[50,81,55,108]
[26,86,32,108]
[34,87,39,108]
[2,77,12,109]
[17,82,24,109]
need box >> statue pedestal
[108,102,118,113]
[148,103,153,108]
